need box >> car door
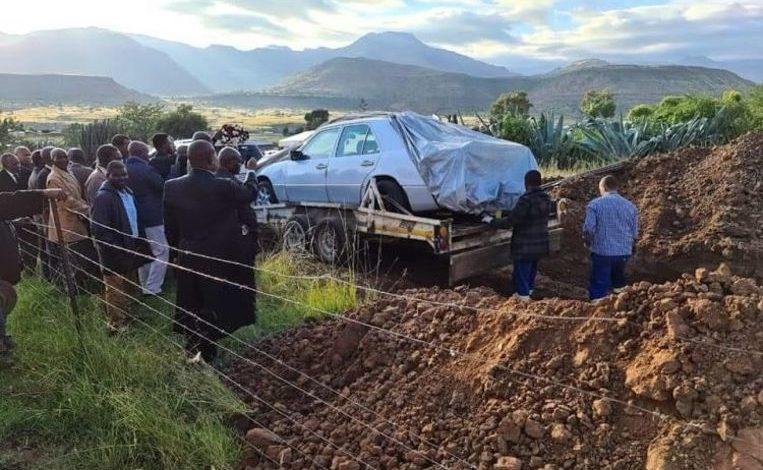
[283,127,340,202]
[326,124,382,204]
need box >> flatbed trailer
[254,180,562,286]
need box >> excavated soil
[231,264,762,469]
[546,132,763,287]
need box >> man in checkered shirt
[583,175,639,301]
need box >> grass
[223,251,360,351]
[0,277,246,469]
[0,251,362,469]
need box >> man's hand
[41,189,67,201]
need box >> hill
[0,73,154,106]
[260,58,755,115]
[132,31,515,93]
[0,28,208,96]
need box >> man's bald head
[14,146,31,165]
[128,140,150,161]
[218,146,242,174]
[67,147,86,165]
[188,140,217,171]
[1,153,19,174]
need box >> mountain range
[0,73,151,106]
[0,27,758,116]
[255,57,754,115]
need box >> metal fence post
[49,199,86,355]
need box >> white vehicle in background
[256,114,438,212]
[252,112,562,285]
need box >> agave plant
[527,113,579,168]
[575,115,655,161]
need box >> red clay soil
[546,132,763,287]
[231,264,763,470]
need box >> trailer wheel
[256,178,278,205]
[282,215,310,252]
[312,219,349,264]
[376,179,411,213]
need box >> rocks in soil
[232,263,762,469]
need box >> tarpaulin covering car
[393,112,538,214]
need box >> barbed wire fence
[11,208,760,468]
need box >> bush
[495,114,533,145]
[304,109,329,130]
[490,91,532,118]
[115,101,165,142]
[156,104,209,140]
[580,90,616,118]
[63,119,126,162]
[627,104,654,121]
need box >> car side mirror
[290,149,307,161]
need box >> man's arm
[90,194,121,246]
[487,195,530,229]
[146,166,166,192]
[0,189,64,221]
[162,184,179,248]
[47,176,88,214]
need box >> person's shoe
[187,351,204,364]
[514,294,532,303]
[105,322,128,335]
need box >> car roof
[326,112,393,126]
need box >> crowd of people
[0,132,259,361]
[0,131,639,364]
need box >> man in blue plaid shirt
[583,175,639,301]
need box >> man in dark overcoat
[163,140,256,361]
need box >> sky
[0,0,760,72]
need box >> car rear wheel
[312,219,349,265]
[282,216,310,252]
[376,179,411,213]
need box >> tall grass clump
[0,277,245,469]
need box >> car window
[301,127,340,159]
[362,129,379,155]
[337,125,369,157]
[336,124,380,157]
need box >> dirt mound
[547,132,763,286]
[231,264,762,469]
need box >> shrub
[116,101,165,142]
[304,109,329,130]
[580,90,616,118]
[63,119,126,162]
[156,104,209,140]
[496,113,533,145]
[627,104,654,121]
[490,91,532,118]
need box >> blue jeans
[513,258,538,296]
[589,253,629,300]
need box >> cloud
[201,13,288,36]
[411,11,518,45]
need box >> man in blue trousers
[583,175,639,302]
[486,170,552,302]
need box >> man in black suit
[0,154,21,193]
[163,140,256,362]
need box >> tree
[496,114,532,145]
[304,109,329,130]
[156,104,209,139]
[358,98,369,112]
[491,91,532,118]
[580,90,616,118]
[627,104,654,121]
[115,101,165,142]
[64,119,125,162]
[748,85,763,129]
[0,115,23,151]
